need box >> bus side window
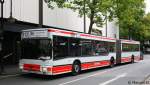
[81,40,93,56]
[108,42,115,52]
[53,36,69,60]
[69,38,81,57]
[95,41,108,56]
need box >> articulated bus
[19,28,141,75]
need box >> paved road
[0,55,150,85]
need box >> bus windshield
[21,39,52,60]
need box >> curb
[0,73,21,80]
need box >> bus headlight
[20,65,23,70]
[42,67,47,72]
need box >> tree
[113,0,145,40]
[44,0,115,34]
[118,8,150,42]
[139,13,150,41]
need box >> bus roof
[47,28,117,42]
[22,28,119,42]
[120,39,140,44]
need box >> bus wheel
[72,61,81,76]
[110,57,115,68]
[131,55,134,63]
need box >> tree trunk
[88,0,96,34]
[128,28,132,40]
[88,12,94,34]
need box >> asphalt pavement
[0,55,150,85]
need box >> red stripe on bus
[121,57,131,63]
[135,56,141,61]
[48,29,116,40]
[52,65,72,74]
[81,60,110,70]
[102,37,116,40]
[23,64,40,71]
[80,34,102,39]
[48,29,57,32]
[52,60,110,74]
[121,40,140,44]
[80,34,116,41]
[51,56,141,74]
[121,56,141,63]
[59,31,76,35]
[48,29,76,35]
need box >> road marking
[0,74,20,79]
[58,67,126,85]
[58,71,108,85]
[99,73,127,85]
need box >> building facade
[0,0,119,38]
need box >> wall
[1,0,119,38]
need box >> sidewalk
[0,64,21,79]
[141,75,150,85]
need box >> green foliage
[44,0,115,34]
[44,0,66,9]
[140,13,150,41]
[120,12,150,41]
[114,0,147,41]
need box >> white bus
[19,28,141,75]
[120,39,141,63]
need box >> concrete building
[0,0,119,38]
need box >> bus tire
[110,57,115,68]
[72,61,81,76]
[131,55,134,63]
